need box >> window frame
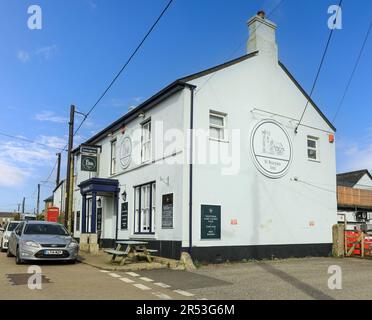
[209,111,227,142]
[134,181,156,235]
[307,136,320,161]
[110,139,117,175]
[141,120,152,163]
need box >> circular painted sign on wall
[250,120,292,179]
[120,137,132,169]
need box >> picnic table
[104,240,158,265]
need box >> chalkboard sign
[162,194,173,229]
[201,205,221,240]
[97,208,102,232]
[121,202,128,230]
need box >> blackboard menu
[97,208,102,232]
[121,202,128,230]
[162,194,173,229]
[201,205,221,239]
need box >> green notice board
[201,205,221,240]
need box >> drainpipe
[187,84,196,255]
[115,192,119,243]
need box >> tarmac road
[2,251,371,300]
[0,252,196,300]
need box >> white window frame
[307,136,319,161]
[209,111,227,142]
[141,120,152,163]
[134,182,156,234]
[110,139,117,175]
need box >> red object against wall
[46,207,59,223]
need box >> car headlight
[3,235,8,241]
[68,240,78,248]
[23,241,40,248]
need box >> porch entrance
[78,178,120,240]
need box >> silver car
[7,221,79,264]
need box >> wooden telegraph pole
[36,183,40,215]
[64,105,75,231]
[56,152,61,187]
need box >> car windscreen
[7,223,19,231]
[23,224,69,236]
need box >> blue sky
[0,0,371,212]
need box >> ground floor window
[134,182,156,234]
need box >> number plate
[44,250,63,255]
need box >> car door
[9,223,23,254]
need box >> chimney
[247,11,278,61]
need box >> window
[307,136,319,161]
[209,111,226,140]
[76,211,80,232]
[110,139,117,175]
[134,182,156,234]
[141,121,151,163]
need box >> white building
[64,12,337,262]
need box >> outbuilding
[67,12,337,262]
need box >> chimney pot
[257,10,266,19]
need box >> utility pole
[21,197,25,213]
[17,203,20,213]
[56,153,61,187]
[36,183,40,215]
[64,105,75,231]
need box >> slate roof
[337,169,372,187]
[0,212,16,218]
[74,51,336,149]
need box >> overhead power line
[295,0,343,133]
[0,131,65,151]
[71,0,175,141]
[332,21,372,122]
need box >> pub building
[59,13,337,262]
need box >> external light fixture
[97,197,102,208]
[121,190,127,202]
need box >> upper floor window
[209,111,227,141]
[110,139,117,175]
[307,136,319,161]
[141,120,151,163]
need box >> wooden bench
[104,248,129,264]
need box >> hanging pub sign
[162,193,174,229]
[80,145,100,172]
[201,205,221,240]
[121,202,128,230]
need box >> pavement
[2,252,372,300]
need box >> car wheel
[15,247,24,265]
[6,247,13,257]
[0,240,4,252]
[66,259,76,264]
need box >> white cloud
[38,135,66,149]
[17,50,30,63]
[36,45,58,60]
[0,160,29,187]
[35,111,68,123]
[0,142,54,166]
